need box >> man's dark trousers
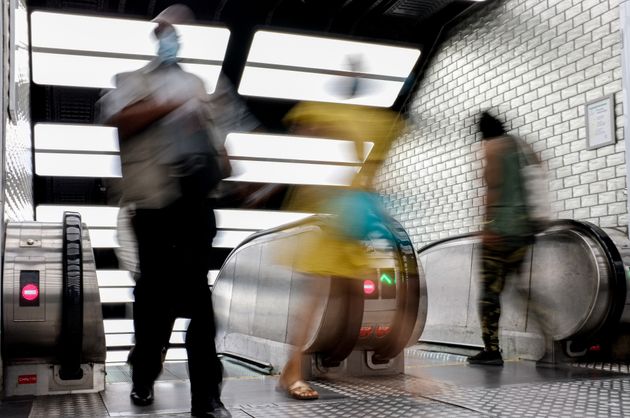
[130,196,222,405]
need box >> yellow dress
[281,102,404,279]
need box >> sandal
[277,380,319,400]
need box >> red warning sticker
[18,374,37,384]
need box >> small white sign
[585,95,615,150]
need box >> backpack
[514,137,551,233]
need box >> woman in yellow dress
[277,99,405,400]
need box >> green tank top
[488,137,531,238]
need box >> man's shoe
[130,386,154,406]
[191,399,232,418]
[467,349,504,366]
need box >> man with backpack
[98,5,233,417]
[467,111,543,366]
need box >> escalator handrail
[416,219,627,340]
[59,211,84,380]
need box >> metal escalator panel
[354,218,426,363]
[417,220,626,354]
[2,216,106,396]
[213,215,426,373]
[213,219,363,368]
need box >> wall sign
[585,95,616,150]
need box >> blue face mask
[157,30,180,64]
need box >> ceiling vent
[386,0,452,19]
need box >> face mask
[157,30,180,64]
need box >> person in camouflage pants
[479,241,530,354]
[468,112,537,366]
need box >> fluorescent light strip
[100,287,133,303]
[35,152,121,177]
[107,348,187,363]
[32,52,221,92]
[213,230,256,248]
[247,31,420,79]
[99,268,217,287]
[37,205,119,227]
[106,332,185,347]
[34,123,374,163]
[31,12,230,62]
[89,229,119,248]
[96,270,134,287]
[227,159,358,186]
[35,124,119,153]
[239,67,404,107]
[215,209,312,230]
[37,205,311,232]
[226,133,373,163]
[104,319,189,334]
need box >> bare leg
[278,277,327,400]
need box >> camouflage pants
[479,241,530,351]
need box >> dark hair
[479,111,506,139]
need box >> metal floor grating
[241,396,484,417]
[29,393,109,418]
[429,377,630,417]
[17,359,630,418]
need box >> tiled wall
[378,0,625,248]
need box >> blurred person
[98,5,233,417]
[270,71,405,400]
[467,111,540,366]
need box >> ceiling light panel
[37,205,119,227]
[215,209,312,230]
[239,66,405,107]
[227,160,358,186]
[30,11,229,91]
[226,133,373,163]
[35,153,122,177]
[35,124,119,153]
[31,11,230,61]
[246,31,420,78]
[239,30,420,106]
[32,52,221,91]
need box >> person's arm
[106,98,181,140]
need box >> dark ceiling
[27,0,491,129]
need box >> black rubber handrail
[59,211,84,380]
[318,278,364,367]
[373,218,421,363]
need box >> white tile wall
[378,0,627,248]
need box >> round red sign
[363,280,376,295]
[22,284,39,301]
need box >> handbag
[159,99,231,199]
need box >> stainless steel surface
[29,393,108,418]
[419,224,622,359]
[4,355,630,417]
[2,221,106,364]
[4,0,34,224]
[213,216,427,372]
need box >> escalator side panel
[227,245,262,336]
[425,243,473,328]
[418,221,624,358]
[253,239,294,343]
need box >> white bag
[515,138,551,232]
